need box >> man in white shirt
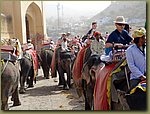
[126,27,146,90]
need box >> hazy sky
[44,1,111,19]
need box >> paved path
[8,68,84,110]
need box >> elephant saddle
[1,52,17,62]
[130,80,146,94]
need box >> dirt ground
[8,68,85,110]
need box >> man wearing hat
[105,16,132,55]
[126,28,146,90]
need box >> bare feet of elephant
[13,101,21,106]
[28,85,34,88]
[19,88,26,94]
[63,85,69,90]
[46,77,50,79]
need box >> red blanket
[94,63,116,110]
[26,49,38,78]
[72,44,90,86]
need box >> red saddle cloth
[26,49,38,72]
[72,44,90,86]
[94,63,116,110]
[51,46,57,78]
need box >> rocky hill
[89,1,146,33]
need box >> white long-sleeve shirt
[61,41,68,51]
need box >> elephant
[1,60,21,110]
[81,54,104,110]
[110,59,146,110]
[57,51,76,90]
[19,52,35,94]
[93,58,146,110]
[39,48,54,79]
[116,88,146,110]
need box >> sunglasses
[116,23,125,26]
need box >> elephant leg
[57,64,63,86]
[42,65,49,79]
[19,76,26,94]
[12,86,21,106]
[1,96,9,110]
[1,87,9,110]
[26,77,30,85]
[46,65,50,79]
[58,65,68,90]
[27,77,34,88]
[1,83,11,110]
[82,79,91,110]
[58,75,63,85]
[86,82,94,110]
[30,75,34,87]
[66,66,71,88]
[28,68,34,88]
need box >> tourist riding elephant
[57,51,75,90]
[1,60,21,110]
[39,48,54,79]
[93,58,146,110]
[19,55,34,94]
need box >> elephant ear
[117,89,130,110]
[82,63,90,84]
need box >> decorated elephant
[19,44,38,94]
[81,54,104,110]
[72,45,103,110]
[110,59,146,110]
[39,47,54,79]
[94,58,146,110]
[19,55,34,94]
[1,60,21,110]
[57,51,76,90]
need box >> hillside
[89,1,146,33]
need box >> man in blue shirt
[105,16,132,55]
[126,28,146,90]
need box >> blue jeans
[105,47,112,55]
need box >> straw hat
[114,16,127,24]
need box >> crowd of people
[50,15,146,91]
[9,15,146,92]
[1,15,146,110]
